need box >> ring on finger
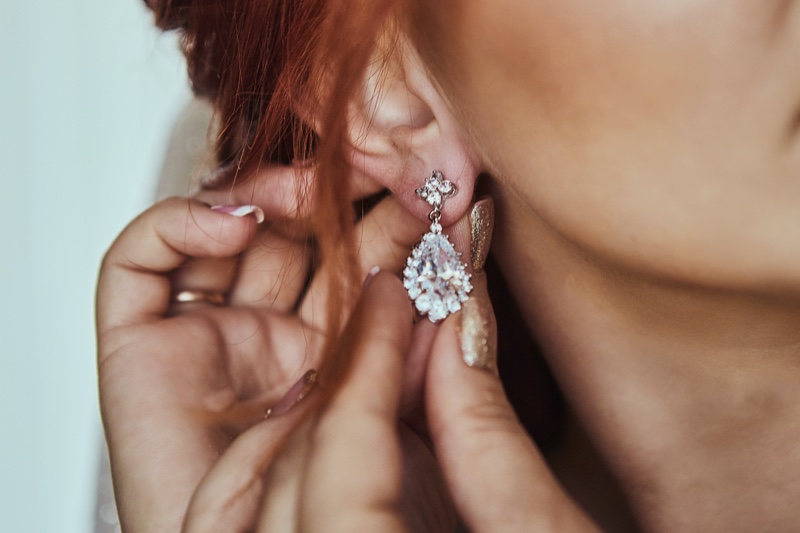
[171,289,226,306]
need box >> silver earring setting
[403,171,473,322]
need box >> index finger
[96,197,262,336]
[300,273,413,533]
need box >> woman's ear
[343,34,478,226]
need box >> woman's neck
[491,186,800,531]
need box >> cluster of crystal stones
[404,230,472,322]
[415,170,455,209]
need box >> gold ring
[171,289,226,306]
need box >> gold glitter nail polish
[457,295,497,371]
[469,198,495,273]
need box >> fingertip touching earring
[403,171,473,322]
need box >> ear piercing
[403,171,473,322]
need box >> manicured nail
[210,204,265,224]
[456,295,497,372]
[469,197,494,273]
[363,265,380,290]
[265,370,318,419]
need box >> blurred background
[1,1,192,530]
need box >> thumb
[425,274,599,532]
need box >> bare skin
[495,188,800,531]
[101,1,800,531]
[406,0,800,530]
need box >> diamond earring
[403,171,473,322]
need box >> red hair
[145,0,399,347]
[144,0,566,452]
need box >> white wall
[0,1,190,531]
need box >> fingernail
[456,295,497,372]
[469,197,494,273]
[265,370,318,419]
[210,204,265,224]
[363,265,380,290]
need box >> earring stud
[403,171,473,322]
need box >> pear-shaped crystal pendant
[403,171,472,322]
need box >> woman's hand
[181,270,455,533]
[285,273,452,532]
[425,273,600,532]
[283,198,599,532]
[279,272,598,533]
[178,196,595,532]
[97,193,301,533]
[279,275,597,533]
[177,199,487,533]
[96,165,426,532]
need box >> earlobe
[344,34,478,226]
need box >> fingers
[183,165,315,315]
[299,273,413,533]
[182,404,317,533]
[97,197,263,336]
[225,227,311,312]
[197,162,385,222]
[195,164,312,221]
[425,276,599,532]
[183,164,317,315]
[352,197,429,276]
[169,223,310,317]
[297,195,427,331]
[256,420,314,533]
